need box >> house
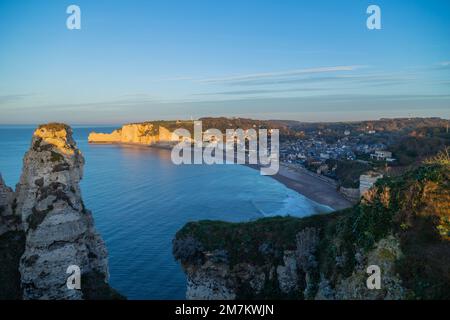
[370,150,392,161]
[320,152,330,160]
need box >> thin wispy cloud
[0,93,35,105]
[152,76,196,82]
[437,61,450,70]
[220,73,413,87]
[193,87,326,96]
[198,66,363,84]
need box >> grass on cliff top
[37,123,70,131]
[176,213,344,266]
[175,161,450,298]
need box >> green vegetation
[50,151,64,162]
[33,138,41,150]
[391,134,449,166]
[127,117,299,139]
[289,118,449,135]
[326,159,372,188]
[175,158,450,299]
[177,214,340,267]
[37,123,70,131]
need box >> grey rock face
[14,124,111,300]
[295,227,319,299]
[276,250,298,294]
[0,174,21,236]
[186,261,237,300]
[0,174,24,299]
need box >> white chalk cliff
[0,123,121,300]
[88,122,185,145]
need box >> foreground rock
[1,123,122,300]
[0,174,21,236]
[174,158,450,300]
[0,175,24,299]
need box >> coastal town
[279,129,387,201]
[277,117,449,202]
[88,116,449,206]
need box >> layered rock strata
[1,123,120,300]
[174,160,450,300]
[88,122,191,145]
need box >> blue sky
[0,0,449,124]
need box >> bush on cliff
[174,154,450,299]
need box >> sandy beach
[248,163,353,211]
[91,141,353,211]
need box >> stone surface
[174,161,449,300]
[0,174,24,299]
[276,250,298,294]
[88,123,180,145]
[334,236,405,300]
[13,123,116,300]
[0,174,21,236]
[186,261,237,300]
[174,226,407,300]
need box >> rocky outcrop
[276,251,298,295]
[174,161,450,300]
[295,227,319,298]
[0,174,21,236]
[0,123,121,300]
[0,174,24,299]
[333,236,404,300]
[173,237,268,300]
[174,220,408,300]
[88,121,190,146]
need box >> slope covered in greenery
[175,153,450,299]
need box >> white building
[370,150,392,161]
[320,152,330,160]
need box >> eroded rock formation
[0,174,24,299]
[88,122,189,145]
[0,174,21,236]
[0,123,120,300]
[174,160,450,300]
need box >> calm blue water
[0,126,332,299]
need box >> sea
[0,125,332,299]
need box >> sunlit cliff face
[34,123,77,156]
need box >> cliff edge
[0,174,24,299]
[174,153,450,300]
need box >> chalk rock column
[15,124,110,300]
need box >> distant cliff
[87,118,299,146]
[0,123,122,300]
[173,154,450,300]
[0,174,24,299]
[88,121,194,145]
